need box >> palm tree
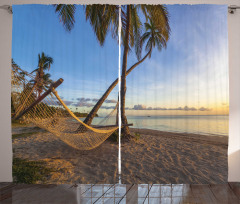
[54,5,170,137]
[83,19,169,127]
[120,5,170,137]
[30,52,53,97]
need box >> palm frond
[54,4,76,32]
[85,5,119,46]
[136,12,169,60]
[30,68,39,74]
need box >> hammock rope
[96,101,119,126]
[11,65,119,150]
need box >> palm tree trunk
[39,67,44,97]
[83,48,151,126]
[120,5,131,136]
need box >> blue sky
[12,4,229,116]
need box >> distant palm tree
[30,52,53,97]
[54,5,170,137]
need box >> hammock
[11,65,121,150]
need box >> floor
[1,183,240,203]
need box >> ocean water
[92,115,229,137]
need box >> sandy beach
[12,126,228,184]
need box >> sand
[12,126,228,184]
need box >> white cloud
[132,104,211,111]
[133,104,147,110]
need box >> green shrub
[134,132,141,141]
[11,119,28,127]
[108,131,141,142]
[12,132,39,139]
[108,130,120,142]
[12,128,47,139]
[13,158,54,184]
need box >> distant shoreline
[129,126,228,138]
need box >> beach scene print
[11,4,228,184]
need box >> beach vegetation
[13,157,55,184]
[108,130,119,142]
[30,52,54,97]
[11,119,28,127]
[107,130,126,142]
[74,112,98,117]
[108,130,141,142]
[134,132,141,141]
[12,130,47,139]
[12,132,37,139]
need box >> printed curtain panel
[121,5,228,184]
[11,5,120,184]
[11,4,228,184]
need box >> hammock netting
[11,65,119,150]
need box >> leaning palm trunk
[83,49,151,126]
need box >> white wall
[0,4,12,182]
[1,0,240,182]
[228,6,240,182]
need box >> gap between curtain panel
[118,5,122,182]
